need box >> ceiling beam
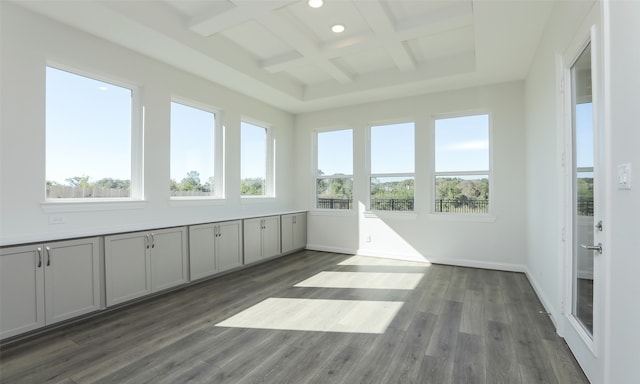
[256,9,354,84]
[354,0,415,71]
[189,0,293,37]
[261,0,472,75]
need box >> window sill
[426,213,496,223]
[169,197,226,207]
[309,209,357,217]
[41,199,147,213]
[240,196,276,204]
[363,211,418,220]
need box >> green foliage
[241,178,265,195]
[435,177,489,201]
[170,171,212,193]
[52,175,130,190]
[316,177,353,199]
[370,178,414,200]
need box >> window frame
[43,63,143,206]
[367,121,416,213]
[169,98,223,200]
[313,127,354,211]
[432,112,493,216]
[240,118,274,198]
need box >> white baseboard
[305,244,357,255]
[425,257,526,273]
[524,267,561,333]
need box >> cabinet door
[217,220,243,272]
[243,218,263,264]
[150,227,187,292]
[105,232,151,307]
[281,214,295,254]
[292,213,307,250]
[262,216,281,259]
[45,238,101,324]
[189,224,217,281]
[0,245,45,339]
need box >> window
[46,66,134,199]
[241,121,269,196]
[170,101,217,198]
[370,122,415,211]
[434,114,490,214]
[315,129,353,209]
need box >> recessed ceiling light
[308,0,323,8]
[331,24,345,33]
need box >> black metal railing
[317,198,352,209]
[435,199,489,214]
[370,198,414,211]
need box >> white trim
[425,257,526,273]
[524,266,561,333]
[426,213,496,223]
[305,244,357,255]
[41,199,146,213]
[362,211,418,220]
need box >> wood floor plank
[0,251,588,384]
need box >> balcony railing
[317,198,352,209]
[370,198,414,211]
[435,199,489,214]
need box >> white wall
[606,1,640,383]
[0,3,296,246]
[294,82,527,270]
[524,0,594,325]
[526,1,640,383]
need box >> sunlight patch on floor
[293,271,424,290]
[215,298,404,334]
[338,255,431,267]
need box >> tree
[241,178,264,195]
[179,171,202,191]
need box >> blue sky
[46,67,594,185]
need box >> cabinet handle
[150,233,155,248]
[216,225,221,238]
[37,247,42,268]
[146,234,150,249]
[46,247,51,266]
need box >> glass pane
[572,43,594,336]
[316,177,353,209]
[435,115,489,172]
[170,102,215,197]
[241,122,267,196]
[371,123,414,173]
[435,176,489,213]
[370,177,414,211]
[317,129,352,176]
[46,67,132,198]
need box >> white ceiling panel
[13,0,556,113]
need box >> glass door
[571,43,595,336]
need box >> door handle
[37,247,42,268]
[46,246,51,266]
[580,243,603,254]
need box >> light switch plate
[617,163,631,190]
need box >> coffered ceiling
[14,0,555,113]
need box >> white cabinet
[189,220,243,281]
[0,238,101,340]
[105,227,187,307]
[281,212,307,254]
[243,216,281,265]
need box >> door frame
[559,3,610,383]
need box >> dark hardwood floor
[0,250,589,384]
